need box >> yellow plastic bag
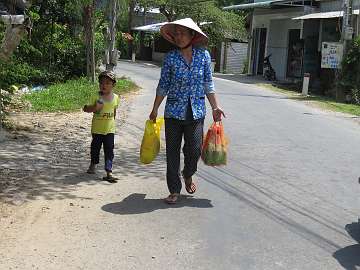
[140,118,164,164]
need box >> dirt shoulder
[0,94,132,217]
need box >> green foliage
[135,0,246,48]
[0,88,14,121]
[339,37,360,104]
[24,77,138,112]
[1,0,107,89]
[0,59,54,90]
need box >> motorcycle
[263,54,277,81]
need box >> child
[83,70,120,183]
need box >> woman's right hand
[149,109,158,122]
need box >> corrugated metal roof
[293,9,359,19]
[223,0,302,10]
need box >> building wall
[250,8,309,79]
[152,51,165,62]
[267,18,302,79]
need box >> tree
[83,0,96,82]
[0,0,32,61]
[136,0,246,47]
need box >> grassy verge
[257,83,360,116]
[23,77,138,112]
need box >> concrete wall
[152,51,165,63]
[266,18,302,79]
[250,8,309,79]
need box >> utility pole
[341,0,353,51]
[105,0,118,71]
[337,0,353,100]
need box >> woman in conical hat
[149,18,226,204]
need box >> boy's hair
[98,70,116,84]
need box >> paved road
[1,60,359,270]
[113,60,360,270]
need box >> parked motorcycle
[263,54,277,81]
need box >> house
[224,0,360,89]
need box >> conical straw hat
[160,18,208,46]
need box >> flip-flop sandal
[102,175,118,183]
[185,181,197,194]
[182,172,197,194]
[164,194,179,204]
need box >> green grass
[24,77,138,112]
[257,83,360,116]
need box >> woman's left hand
[212,107,226,122]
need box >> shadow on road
[101,193,213,215]
[333,221,360,270]
[197,165,359,255]
[214,74,267,85]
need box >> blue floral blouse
[156,47,215,120]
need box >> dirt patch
[0,94,132,215]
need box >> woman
[149,18,225,204]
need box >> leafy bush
[0,59,56,90]
[0,4,106,90]
[339,37,360,104]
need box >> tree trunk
[0,24,26,61]
[139,8,146,60]
[106,0,117,71]
[84,2,95,82]
[127,0,135,59]
[0,0,31,61]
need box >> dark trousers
[90,133,114,172]
[165,118,204,194]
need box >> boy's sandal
[87,167,96,174]
[102,175,118,183]
[164,194,179,204]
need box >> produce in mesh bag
[201,122,228,166]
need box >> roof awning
[293,9,360,19]
[223,0,305,10]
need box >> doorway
[251,28,267,75]
[286,29,304,78]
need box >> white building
[224,0,360,87]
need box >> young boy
[83,70,120,183]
